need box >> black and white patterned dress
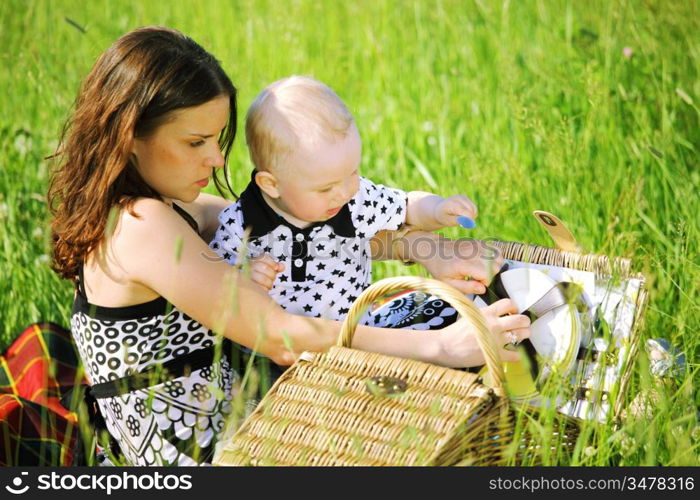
[70,204,236,466]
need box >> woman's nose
[208,143,225,168]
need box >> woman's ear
[255,171,280,198]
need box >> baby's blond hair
[245,76,355,173]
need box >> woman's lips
[196,178,209,187]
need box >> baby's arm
[405,191,477,231]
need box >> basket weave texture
[214,277,514,466]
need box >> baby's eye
[319,187,332,193]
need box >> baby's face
[271,125,361,225]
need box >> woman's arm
[111,199,526,367]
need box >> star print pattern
[210,176,407,322]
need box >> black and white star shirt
[210,173,407,321]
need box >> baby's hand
[248,254,285,291]
[433,195,478,228]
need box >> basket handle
[533,210,582,253]
[337,276,506,390]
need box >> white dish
[500,268,558,313]
[529,302,581,380]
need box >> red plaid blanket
[0,322,85,466]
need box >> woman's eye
[190,140,205,147]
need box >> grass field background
[0,0,697,465]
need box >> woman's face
[131,95,230,204]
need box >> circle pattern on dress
[71,300,236,466]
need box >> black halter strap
[172,203,200,233]
[77,264,88,298]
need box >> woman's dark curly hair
[48,26,237,281]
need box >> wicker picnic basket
[214,276,516,466]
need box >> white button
[294,259,304,267]
[295,233,304,241]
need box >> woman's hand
[479,298,531,361]
[436,298,531,367]
[400,232,504,295]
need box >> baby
[210,75,477,322]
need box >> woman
[49,26,530,465]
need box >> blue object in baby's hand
[456,216,476,229]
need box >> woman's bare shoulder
[117,198,183,231]
[109,198,197,267]
[82,199,186,303]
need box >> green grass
[0,0,697,465]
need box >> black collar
[239,171,356,238]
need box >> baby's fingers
[444,278,486,295]
[250,269,275,290]
[250,254,283,282]
[445,195,478,220]
[251,253,279,268]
